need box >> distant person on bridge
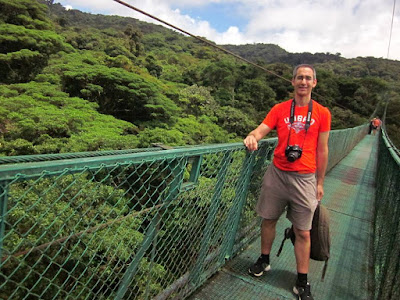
[369,117,381,136]
[243,64,331,300]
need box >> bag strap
[321,260,328,282]
[276,227,292,257]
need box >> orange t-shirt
[262,99,331,173]
[372,119,381,127]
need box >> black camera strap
[287,99,313,147]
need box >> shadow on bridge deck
[189,135,378,300]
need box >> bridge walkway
[189,134,378,300]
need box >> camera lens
[285,145,302,162]
[287,151,300,162]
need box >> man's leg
[261,219,278,254]
[288,171,316,299]
[293,227,311,273]
[249,219,278,276]
[292,227,314,299]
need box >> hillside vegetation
[1,0,399,157]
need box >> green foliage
[136,115,235,148]
[0,24,65,54]
[215,106,258,137]
[386,123,400,148]
[332,76,389,117]
[0,9,70,82]
[330,107,367,129]
[138,127,184,147]
[0,49,47,83]
[174,115,235,145]
[313,69,339,107]
[235,77,277,119]
[0,0,52,30]
[62,26,140,61]
[124,24,143,56]
[178,85,218,117]
[145,55,163,77]
[0,82,139,155]
[263,63,293,100]
[222,43,342,65]
[61,63,180,124]
[201,58,237,93]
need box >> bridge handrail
[381,127,400,164]
[372,128,400,300]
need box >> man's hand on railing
[244,124,272,151]
[244,134,258,151]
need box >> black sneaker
[248,256,271,277]
[293,282,314,300]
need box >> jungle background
[1,0,400,157]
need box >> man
[372,117,381,136]
[243,64,331,300]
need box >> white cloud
[238,0,398,59]
[55,0,400,60]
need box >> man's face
[291,67,317,97]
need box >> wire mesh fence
[0,124,368,300]
[373,129,400,300]
[0,141,275,300]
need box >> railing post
[144,222,159,300]
[115,157,187,300]
[0,181,9,266]
[189,152,232,286]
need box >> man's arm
[243,123,272,151]
[316,131,329,201]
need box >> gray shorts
[256,164,318,230]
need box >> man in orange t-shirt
[372,117,381,135]
[243,64,331,300]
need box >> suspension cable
[387,0,396,59]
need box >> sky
[55,0,400,61]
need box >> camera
[285,145,303,162]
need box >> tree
[0,1,70,83]
[178,85,218,117]
[60,63,179,124]
[145,55,163,78]
[124,25,143,56]
[236,78,277,112]
[173,115,235,145]
[215,106,258,137]
[0,0,53,30]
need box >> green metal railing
[373,128,400,300]
[0,125,367,300]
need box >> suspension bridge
[0,124,399,299]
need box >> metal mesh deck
[189,134,378,300]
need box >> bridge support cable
[387,0,397,59]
